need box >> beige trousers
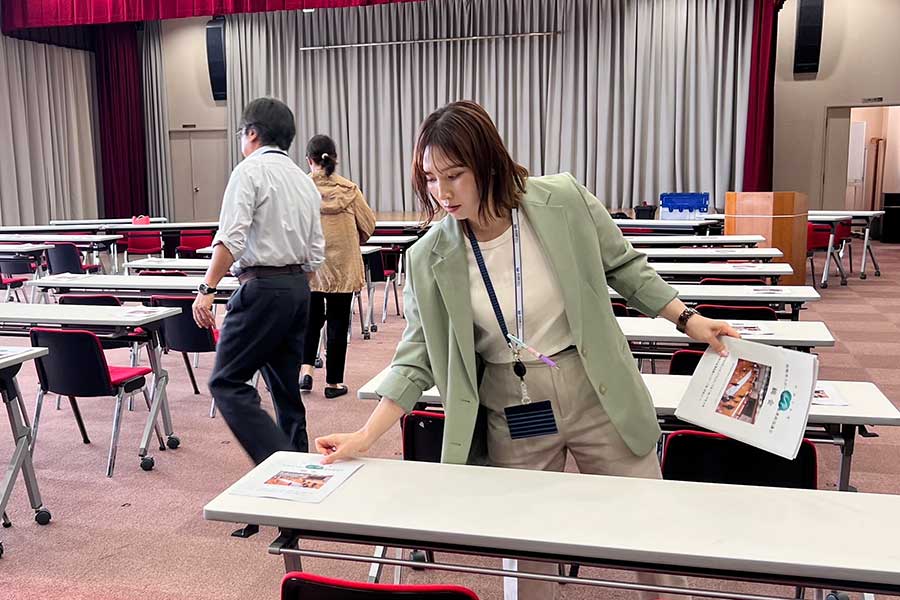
[479,348,687,600]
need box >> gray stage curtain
[226,0,752,211]
[141,21,176,219]
[0,34,100,224]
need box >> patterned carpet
[0,240,898,599]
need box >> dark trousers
[302,291,353,384]
[209,274,310,464]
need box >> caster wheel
[370,325,378,333]
[821,282,828,289]
[166,436,180,450]
[363,333,371,340]
[140,456,155,471]
[0,541,4,558]
[860,273,867,280]
[2,520,10,529]
[34,509,51,525]
[840,279,848,286]
[314,358,323,369]
[876,270,882,276]
[409,550,428,570]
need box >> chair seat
[212,328,220,344]
[82,264,102,272]
[2,276,28,287]
[107,365,153,387]
[383,269,396,277]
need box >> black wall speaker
[206,16,227,101]
[793,0,824,74]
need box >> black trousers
[302,291,353,384]
[209,273,310,465]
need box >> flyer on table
[230,459,363,503]
[675,337,818,459]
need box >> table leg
[821,229,835,288]
[139,330,177,458]
[837,424,856,492]
[858,223,871,278]
[111,243,119,275]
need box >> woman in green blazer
[317,101,737,599]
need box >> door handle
[193,187,200,193]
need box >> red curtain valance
[2,0,418,33]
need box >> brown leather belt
[237,264,305,284]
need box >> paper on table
[812,382,849,407]
[727,321,774,336]
[229,459,363,503]
[675,337,818,459]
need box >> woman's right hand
[315,430,370,464]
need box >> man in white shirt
[193,97,325,464]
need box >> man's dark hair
[240,97,296,151]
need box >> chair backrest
[178,230,214,251]
[0,258,35,277]
[57,294,122,307]
[620,227,654,235]
[695,304,778,321]
[669,349,704,376]
[401,410,445,463]
[47,242,86,275]
[150,295,216,353]
[138,270,187,277]
[699,277,767,286]
[367,250,390,283]
[610,302,629,317]
[126,230,163,253]
[835,220,852,243]
[661,430,817,489]
[282,572,479,600]
[807,223,832,252]
[30,328,114,397]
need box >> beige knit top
[309,171,376,293]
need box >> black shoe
[323,385,348,399]
[300,375,313,392]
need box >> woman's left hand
[683,315,741,356]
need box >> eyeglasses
[234,124,255,138]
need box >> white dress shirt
[213,145,325,272]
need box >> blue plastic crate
[659,193,709,220]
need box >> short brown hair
[411,101,529,224]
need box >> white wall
[774,0,900,208]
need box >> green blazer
[376,173,678,465]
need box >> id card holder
[503,400,559,440]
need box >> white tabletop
[358,369,896,427]
[99,221,218,232]
[124,258,211,271]
[617,316,832,347]
[26,273,240,292]
[375,220,430,228]
[809,210,885,218]
[625,235,765,246]
[205,451,900,588]
[0,243,54,254]
[649,262,792,277]
[0,346,48,370]
[49,217,169,225]
[609,284,820,303]
[366,235,419,245]
[0,224,107,233]
[0,234,121,243]
[639,247,783,260]
[0,303,180,327]
[613,219,715,228]
[806,215,853,224]
[196,246,213,255]
[360,245,381,255]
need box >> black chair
[401,410,445,464]
[695,304,778,321]
[662,430,817,489]
[0,258,36,302]
[46,242,102,275]
[30,328,154,477]
[151,295,218,416]
[282,571,479,600]
[699,277,767,286]
[668,349,704,376]
[610,302,629,317]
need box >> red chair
[0,259,31,302]
[806,222,849,288]
[176,230,214,258]
[282,572,479,600]
[835,220,853,273]
[610,302,629,317]
[695,304,778,321]
[29,328,154,477]
[620,227,654,235]
[150,295,219,416]
[46,242,102,275]
[124,231,163,261]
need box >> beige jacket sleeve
[354,188,376,244]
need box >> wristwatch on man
[197,282,217,295]
[675,306,699,334]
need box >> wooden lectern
[724,192,808,286]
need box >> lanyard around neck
[465,208,523,353]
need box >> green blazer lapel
[430,219,478,387]
[519,189,584,347]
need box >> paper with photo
[229,459,363,503]
[812,382,849,407]
[675,337,818,459]
[726,321,774,336]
